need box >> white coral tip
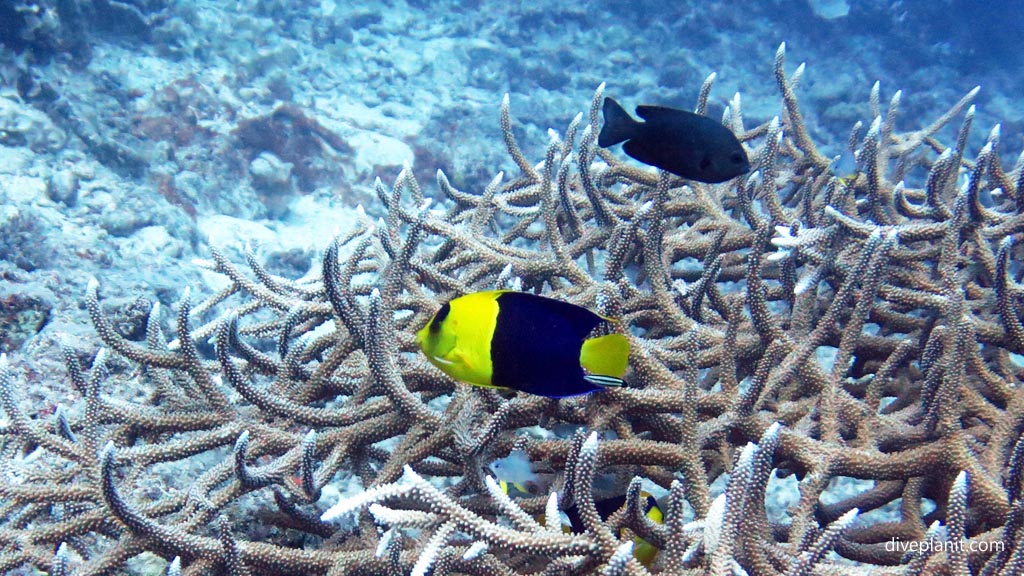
[835,508,859,529]
[375,528,396,557]
[953,470,968,492]
[867,115,882,137]
[794,271,816,296]
[320,499,356,522]
[463,541,488,560]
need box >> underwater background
[2,0,1024,574]
[2,0,1022,323]
[1,0,1022,350]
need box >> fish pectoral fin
[584,374,625,388]
[430,355,456,367]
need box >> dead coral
[234,104,354,193]
[2,43,1024,575]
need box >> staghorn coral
[2,43,1024,575]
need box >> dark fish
[598,97,751,183]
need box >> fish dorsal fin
[635,104,692,121]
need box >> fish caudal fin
[598,98,638,148]
[579,332,629,386]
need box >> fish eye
[699,156,712,170]
[430,302,451,333]
[730,152,745,164]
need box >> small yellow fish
[416,291,629,398]
[499,479,663,567]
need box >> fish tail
[598,98,638,148]
[580,332,629,382]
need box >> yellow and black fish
[565,492,663,568]
[416,291,629,398]
[599,97,750,184]
[499,480,663,567]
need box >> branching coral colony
[3,43,1024,575]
